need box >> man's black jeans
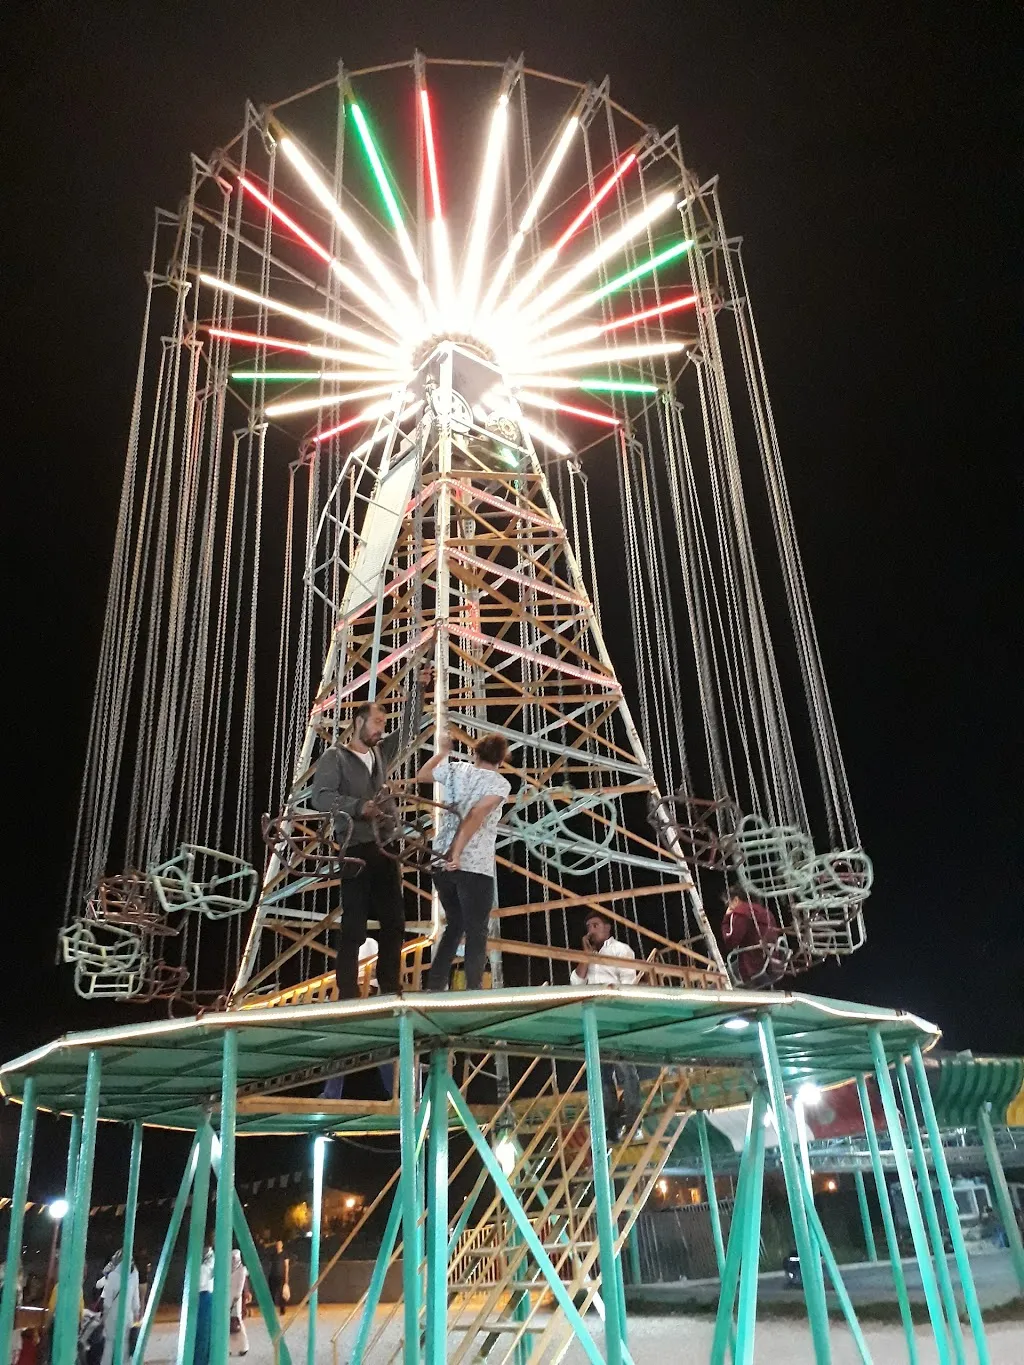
[335,844,405,996]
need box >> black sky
[2,0,1022,1073]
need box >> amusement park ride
[0,54,1010,1365]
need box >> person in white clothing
[228,1250,249,1356]
[570,911,642,1135]
[98,1252,140,1365]
[569,911,639,988]
[418,733,511,991]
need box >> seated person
[570,910,642,1136]
[720,887,788,986]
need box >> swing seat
[726,936,792,988]
[60,919,148,999]
[372,789,453,872]
[262,809,363,879]
[730,814,814,899]
[647,791,740,870]
[84,871,166,932]
[500,786,618,876]
[792,848,873,914]
[150,844,259,920]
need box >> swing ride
[3,55,1005,1365]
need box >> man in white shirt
[417,732,511,990]
[570,910,642,1137]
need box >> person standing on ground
[228,1251,248,1357]
[311,665,431,997]
[570,910,642,1136]
[265,1242,289,1316]
[98,1251,140,1365]
[417,733,510,991]
[192,1243,214,1365]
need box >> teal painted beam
[857,1073,917,1362]
[425,1052,450,1365]
[0,1078,37,1358]
[132,1134,200,1365]
[896,1059,966,1364]
[111,1123,144,1365]
[759,1018,831,1365]
[175,1120,213,1365]
[910,1045,990,1365]
[853,1169,877,1262]
[212,1032,238,1365]
[869,1030,950,1365]
[582,1004,625,1365]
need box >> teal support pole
[758,1018,832,1365]
[896,1060,966,1364]
[909,1046,990,1365]
[698,1112,727,1276]
[509,1225,531,1365]
[424,1052,449,1365]
[175,1120,214,1365]
[50,1114,82,1365]
[352,1187,403,1364]
[853,1170,878,1262]
[0,1078,37,1361]
[582,1004,626,1365]
[351,1104,430,1365]
[856,1075,917,1365]
[869,1030,951,1365]
[977,1104,1024,1290]
[211,1032,238,1365]
[307,1135,327,1365]
[734,1091,767,1365]
[795,1167,873,1365]
[709,1089,765,1365]
[795,1096,829,1321]
[614,1232,629,1352]
[445,1078,607,1365]
[54,1051,103,1365]
[111,1122,144,1365]
[226,1190,291,1365]
[398,1014,421,1365]
[625,1216,642,1286]
[132,1134,200,1365]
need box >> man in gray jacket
[311,665,430,997]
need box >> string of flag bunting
[1,1164,316,1218]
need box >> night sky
[3,0,1021,1103]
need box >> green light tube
[351,103,407,236]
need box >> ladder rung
[451,1320,524,1333]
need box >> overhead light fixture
[797,1082,822,1105]
[722,1016,751,1031]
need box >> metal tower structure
[60,56,873,1009]
[22,55,968,1365]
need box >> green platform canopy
[0,987,940,1135]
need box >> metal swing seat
[729,813,815,900]
[149,844,259,921]
[499,784,619,876]
[261,808,365,881]
[372,787,455,873]
[59,918,148,1000]
[647,790,741,870]
[725,935,793,989]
